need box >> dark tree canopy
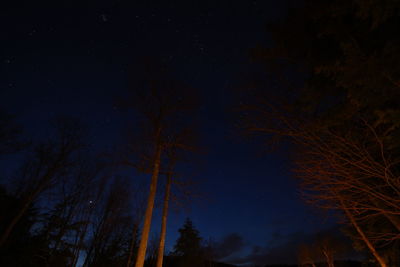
[240,0,400,266]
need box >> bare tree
[121,60,199,267]
[83,176,133,267]
[41,155,103,266]
[293,123,399,267]
[0,117,86,247]
[155,127,198,267]
[240,96,398,267]
[240,0,400,264]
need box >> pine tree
[172,218,204,267]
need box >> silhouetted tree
[121,59,199,267]
[155,126,199,267]
[172,218,205,267]
[34,155,103,266]
[83,176,134,267]
[0,117,86,247]
[0,113,149,266]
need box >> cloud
[229,232,310,266]
[210,233,246,260]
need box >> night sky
[1,1,337,265]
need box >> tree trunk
[339,197,387,267]
[156,172,172,267]
[322,249,335,267]
[134,145,162,267]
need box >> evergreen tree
[172,218,204,267]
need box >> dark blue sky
[0,0,337,265]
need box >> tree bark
[134,145,162,267]
[156,172,172,267]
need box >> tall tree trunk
[338,196,387,267]
[156,172,172,267]
[134,145,162,267]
